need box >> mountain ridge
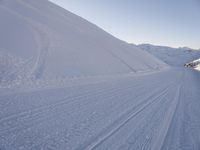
[138,43,200,66]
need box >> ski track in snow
[0,68,200,150]
[0,1,199,150]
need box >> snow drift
[0,0,167,85]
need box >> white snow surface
[1,68,200,150]
[1,1,200,150]
[138,44,200,66]
[195,66,200,71]
[189,59,200,71]
[0,0,166,87]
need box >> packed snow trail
[0,68,200,150]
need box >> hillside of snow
[138,44,200,66]
[1,1,200,150]
[0,0,167,87]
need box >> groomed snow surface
[1,0,200,150]
[1,68,200,150]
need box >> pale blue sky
[49,0,200,49]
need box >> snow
[0,0,200,150]
[138,44,200,66]
[195,65,200,71]
[186,59,200,71]
[0,0,166,87]
[1,68,200,150]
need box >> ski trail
[0,79,155,136]
[151,85,182,150]
[0,81,141,122]
[1,68,199,150]
[0,83,135,134]
[77,84,171,150]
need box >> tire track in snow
[0,76,162,125]
[32,82,161,149]
[0,81,140,122]
[88,84,174,150]
[77,84,172,150]
[0,70,179,149]
[0,79,170,150]
[0,81,148,135]
[151,85,182,150]
[14,82,172,150]
[117,89,172,150]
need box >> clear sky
[49,0,200,49]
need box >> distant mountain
[0,0,167,86]
[138,44,200,66]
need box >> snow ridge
[138,44,200,66]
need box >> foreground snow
[0,1,200,149]
[0,68,200,150]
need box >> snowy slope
[1,1,200,149]
[138,44,200,66]
[0,0,167,86]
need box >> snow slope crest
[0,0,167,87]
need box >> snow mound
[0,0,167,86]
[138,44,200,66]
